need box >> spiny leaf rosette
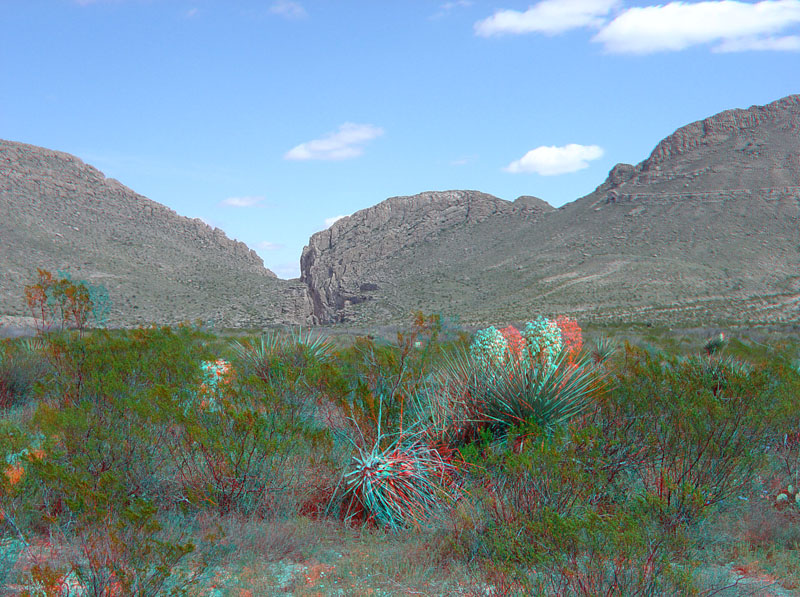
[415,316,603,445]
[341,431,458,531]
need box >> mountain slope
[300,95,800,326]
[0,140,313,327]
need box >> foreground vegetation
[1,310,799,595]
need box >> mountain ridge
[2,94,799,329]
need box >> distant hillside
[3,95,798,331]
[300,95,800,326]
[0,140,312,328]
[300,190,553,323]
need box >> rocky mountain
[300,95,800,326]
[300,190,553,323]
[0,140,313,328]
[2,95,798,330]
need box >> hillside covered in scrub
[2,95,800,329]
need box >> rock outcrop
[300,190,553,323]
[582,94,800,206]
[0,139,313,327]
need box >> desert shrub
[26,327,215,512]
[163,371,336,517]
[458,424,596,525]
[456,491,692,595]
[0,339,49,410]
[524,510,692,595]
[604,343,771,530]
[24,504,199,596]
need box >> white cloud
[594,0,800,54]
[185,8,199,18]
[220,196,266,207]
[475,0,619,36]
[451,155,478,166]
[504,144,604,175]
[285,123,384,161]
[431,1,474,19]
[256,241,284,250]
[269,1,307,20]
[324,214,348,228]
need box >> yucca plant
[413,346,606,448]
[674,354,753,397]
[329,400,459,531]
[592,335,617,365]
[289,327,335,363]
[410,347,496,448]
[231,328,334,382]
[483,348,607,437]
[230,332,283,383]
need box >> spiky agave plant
[411,347,495,447]
[330,400,458,531]
[289,327,335,363]
[230,331,283,383]
[483,348,607,437]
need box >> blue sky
[3,1,799,278]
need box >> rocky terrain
[300,94,800,326]
[300,190,553,323]
[0,140,313,328]
[2,94,798,329]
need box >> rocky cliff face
[0,140,313,327]
[300,190,554,323]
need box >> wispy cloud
[285,123,384,161]
[594,0,800,54]
[450,155,478,166]
[504,144,604,175]
[185,7,199,18]
[324,214,348,228]
[475,0,619,36]
[220,196,266,207]
[715,33,800,51]
[431,1,473,19]
[256,241,284,250]
[269,0,307,20]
